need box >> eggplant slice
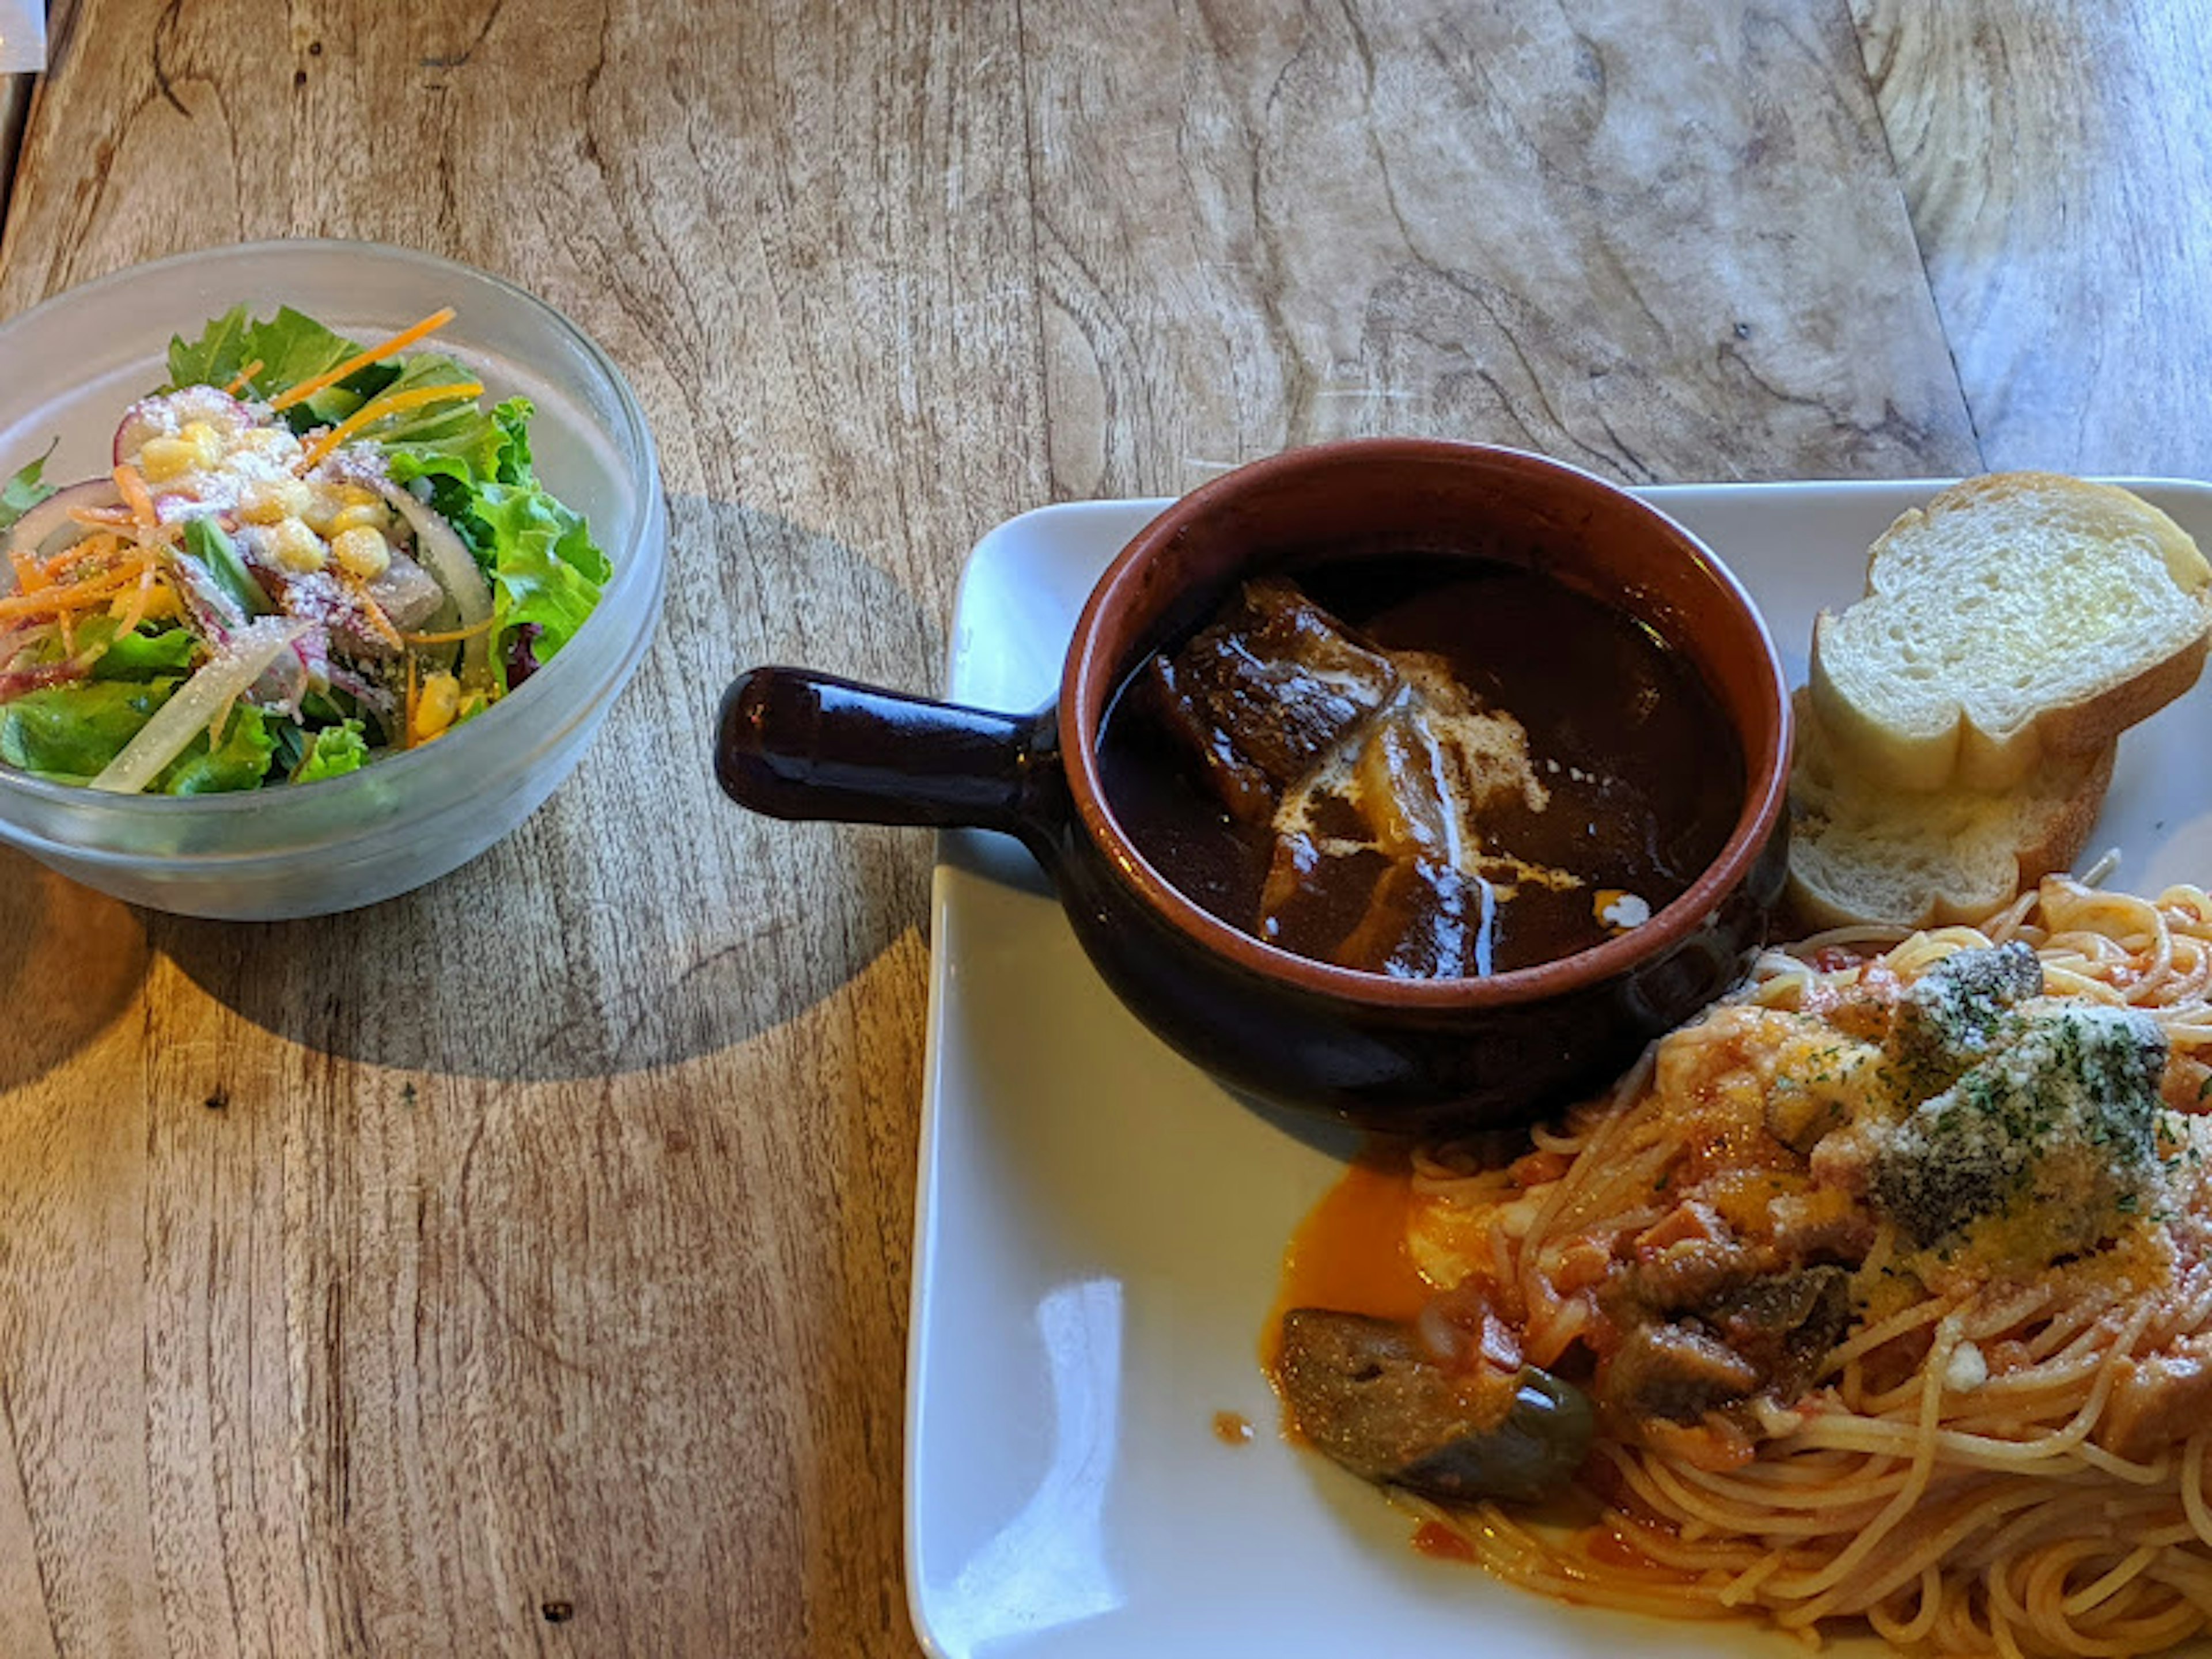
[1276,1308,1593,1505]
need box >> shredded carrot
[112,464,157,531]
[400,613,498,646]
[224,359,266,396]
[341,577,404,651]
[294,380,483,476]
[28,552,139,594]
[0,562,150,619]
[67,505,136,528]
[270,308,456,412]
[44,532,123,578]
[111,563,161,637]
[10,550,49,593]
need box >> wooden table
[1,3,2207,1653]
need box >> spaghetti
[1291,877,2212,1658]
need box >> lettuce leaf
[75,619,199,680]
[291,719,369,783]
[384,394,533,489]
[158,706,278,794]
[465,482,610,663]
[385,397,608,673]
[171,304,350,393]
[0,678,275,792]
[168,306,433,430]
[361,353,484,437]
[1,451,56,534]
[181,517,274,618]
[166,305,255,391]
[240,307,362,399]
[0,679,176,780]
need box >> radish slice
[88,618,307,794]
[3,478,126,577]
[113,387,252,464]
[377,483,494,689]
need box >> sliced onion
[376,483,494,689]
[3,479,126,584]
[89,618,307,795]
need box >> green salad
[0,304,609,793]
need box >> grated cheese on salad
[0,304,609,793]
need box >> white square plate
[904,481,2212,1658]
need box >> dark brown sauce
[1097,555,1744,977]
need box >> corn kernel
[413,671,461,743]
[179,421,226,467]
[339,484,381,508]
[331,525,392,578]
[232,426,296,458]
[240,477,313,525]
[137,435,199,483]
[266,518,326,573]
[325,502,388,537]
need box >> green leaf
[167,305,254,391]
[0,679,176,780]
[382,396,607,681]
[383,394,534,486]
[291,718,369,783]
[243,307,359,398]
[0,448,58,535]
[157,705,278,794]
[168,305,370,426]
[181,518,274,618]
[0,679,275,793]
[75,619,200,681]
[469,482,611,662]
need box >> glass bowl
[0,239,666,919]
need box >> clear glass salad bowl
[0,240,666,918]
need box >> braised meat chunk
[1604,1324,1762,1423]
[1146,577,1401,824]
[1330,857,1494,979]
[1100,559,1743,978]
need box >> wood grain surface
[1853,0,2212,479]
[0,1,2184,1654]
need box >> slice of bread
[1786,691,2113,931]
[1809,473,2212,793]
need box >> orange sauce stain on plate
[1262,1141,1431,1415]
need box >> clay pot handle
[715,666,1059,842]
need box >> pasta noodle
[1382,878,2212,1658]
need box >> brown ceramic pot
[717,439,1791,1134]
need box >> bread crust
[1782,691,2117,933]
[2005,739,2115,893]
[1808,473,2212,794]
[2035,630,2211,759]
